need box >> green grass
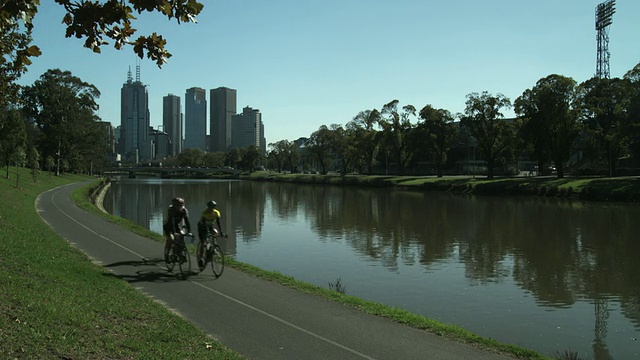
[0,169,243,359]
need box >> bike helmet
[207,200,217,208]
[172,197,185,207]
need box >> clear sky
[17,1,640,146]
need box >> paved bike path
[36,181,517,360]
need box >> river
[103,177,640,359]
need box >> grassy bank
[0,169,243,359]
[243,172,640,202]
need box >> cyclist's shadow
[103,257,190,283]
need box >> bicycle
[196,229,225,277]
[165,230,192,276]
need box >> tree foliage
[177,148,204,167]
[577,77,632,176]
[306,126,333,174]
[0,0,204,69]
[21,69,103,175]
[461,92,515,179]
[237,146,262,172]
[347,109,381,175]
[0,108,27,178]
[515,75,579,178]
[380,100,417,175]
[417,105,458,177]
[0,12,40,110]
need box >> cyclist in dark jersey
[163,197,192,258]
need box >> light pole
[595,0,615,79]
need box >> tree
[417,105,458,177]
[44,155,55,175]
[0,13,39,110]
[327,124,357,176]
[460,92,516,179]
[515,75,580,178]
[21,69,101,176]
[283,142,300,173]
[226,148,242,169]
[177,148,205,167]
[238,146,262,172]
[380,100,417,175]
[27,145,40,182]
[203,151,225,168]
[12,147,26,187]
[577,77,631,177]
[347,109,381,175]
[0,109,27,179]
[306,126,334,174]
[267,142,286,173]
[624,63,640,167]
[0,1,204,69]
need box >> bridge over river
[103,166,241,179]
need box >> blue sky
[17,1,640,146]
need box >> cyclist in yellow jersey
[197,200,224,245]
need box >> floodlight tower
[595,0,615,78]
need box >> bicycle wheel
[196,241,206,272]
[165,246,176,271]
[210,244,225,277]
[178,244,191,275]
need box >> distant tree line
[267,65,640,179]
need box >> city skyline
[16,1,640,146]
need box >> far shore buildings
[119,66,151,163]
[231,106,266,153]
[163,93,182,157]
[117,70,265,163]
[184,87,207,151]
[210,87,237,152]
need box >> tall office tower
[120,65,151,162]
[98,121,116,161]
[260,121,266,155]
[231,106,263,151]
[163,93,182,156]
[184,87,207,151]
[210,87,237,152]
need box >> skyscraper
[120,66,151,163]
[163,94,182,156]
[184,87,207,151]
[210,87,237,152]
[231,106,264,152]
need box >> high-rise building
[98,121,116,161]
[163,94,182,156]
[210,87,237,152]
[120,66,151,163]
[184,87,207,151]
[231,106,264,152]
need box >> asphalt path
[36,181,517,360]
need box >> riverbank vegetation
[0,170,243,359]
[244,171,640,202]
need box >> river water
[103,178,640,359]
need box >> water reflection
[104,178,640,359]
